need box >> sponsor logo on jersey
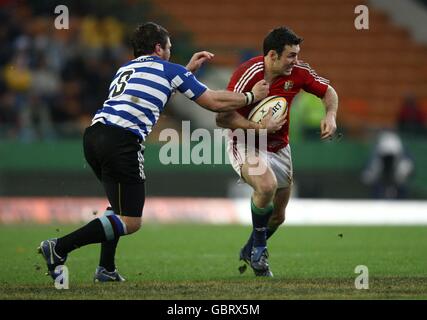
[138,56,154,62]
[284,80,293,91]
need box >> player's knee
[256,180,277,198]
[122,217,142,234]
[126,222,141,234]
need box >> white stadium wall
[0,197,427,225]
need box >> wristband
[244,91,255,105]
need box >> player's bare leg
[268,186,291,235]
[120,216,142,233]
[242,154,277,208]
[239,154,276,276]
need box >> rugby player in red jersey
[217,26,338,276]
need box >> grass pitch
[0,224,426,299]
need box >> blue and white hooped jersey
[92,55,207,140]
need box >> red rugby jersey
[227,56,329,152]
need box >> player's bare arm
[195,79,269,112]
[216,108,286,134]
[320,85,338,140]
[186,51,214,73]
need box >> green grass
[0,224,426,299]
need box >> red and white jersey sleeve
[227,56,264,93]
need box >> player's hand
[186,51,214,73]
[260,108,287,134]
[320,112,337,140]
[251,80,269,102]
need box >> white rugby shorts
[227,139,293,189]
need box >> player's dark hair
[263,26,303,57]
[131,22,170,58]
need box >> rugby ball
[247,96,288,123]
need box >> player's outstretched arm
[320,85,338,140]
[195,80,269,112]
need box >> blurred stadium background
[1,0,427,300]
[1,0,427,225]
